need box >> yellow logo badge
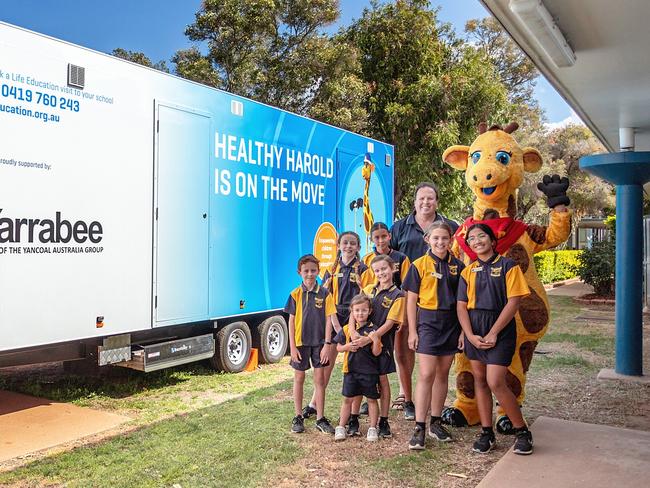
[314,297,324,308]
[490,267,502,277]
[350,273,358,283]
[382,296,394,309]
[449,265,458,276]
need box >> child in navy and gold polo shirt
[332,294,382,442]
[403,221,465,450]
[362,222,411,288]
[457,223,533,456]
[347,255,404,439]
[285,254,339,436]
[303,231,372,421]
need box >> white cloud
[544,109,585,131]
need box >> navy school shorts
[290,345,327,371]
[342,372,380,399]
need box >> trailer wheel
[210,321,251,373]
[257,315,288,364]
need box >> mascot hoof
[441,407,468,427]
[496,415,515,435]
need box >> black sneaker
[316,417,335,434]
[429,418,452,442]
[472,430,496,454]
[404,401,416,421]
[359,401,369,416]
[347,416,361,437]
[302,405,317,419]
[291,415,305,433]
[408,424,426,450]
[378,418,392,438]
[513,429,534,455]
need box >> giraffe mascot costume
[441,122,571,433]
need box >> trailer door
[154,104,210,325]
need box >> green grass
[531,352,595,371]
[542,332,613,356]
[366,447,452,487]
[0,379,301,488]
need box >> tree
[517,124,613,228]
[464,17,538,107]
[174,0,339,114]
[341,0,511,218]
[110,48,170,73]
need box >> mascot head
[442,122,542,219]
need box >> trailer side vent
[67,64,85,89]
[231,100,244,117]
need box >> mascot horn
[441,122,571,433]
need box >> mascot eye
[471,151,481,165]
[496,151,511,165]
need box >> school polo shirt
[284,284,336,346]
[323,257,370,307]
[333,323,381,374]
[402,251,465,311]
[362,249,411,288]
[457,254,530,311]
[390,212,460,262]
[362,284,405,329]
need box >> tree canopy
[112,0,610,224]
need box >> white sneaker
[335,426,347,441]
[366,426,379,442]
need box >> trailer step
[116,334,215,372]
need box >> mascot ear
[443,145,470,171]
[522,147,543,173]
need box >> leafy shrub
[534,250,582,284]
[575,239,615,296]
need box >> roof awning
[481,0,650,152]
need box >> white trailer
[0,22,395,372]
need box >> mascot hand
[537,174,570,208]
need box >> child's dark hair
[415,181,439,200]
[424,220,453,239]
[349,293,372,312]
[370,222,390,234]
[370,254,395,269]
[466,223,498,248]
[297,254,320,271]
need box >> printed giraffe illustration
[362,153,375,248]
[442,122,572,431]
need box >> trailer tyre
[257,315,288,364]
[210,321,252,373]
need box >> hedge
[533,250,582,284]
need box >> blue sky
[0,0,572,123]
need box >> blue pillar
[615,185,643,375]
[580,151,650,377]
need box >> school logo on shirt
[490,267,502,277]
[350,273,358,283]
[314,297,324,308]
[393,263,400,273]
[449,265,458,275]
[381,296,394,308]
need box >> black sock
[350,414,359,421]
[482,426,494,434]
[380,416,388,423]
[513,426,529,433]
[431,415,441,424]
[416,421,426,430]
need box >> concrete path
[546,280,594,297]
[0,390,130,462]
[477,416,650,488]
